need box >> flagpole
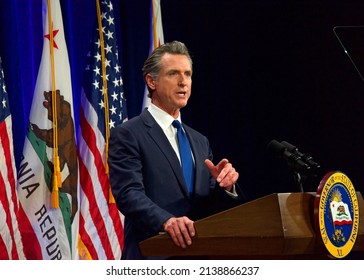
[96,0,109,163]
[152,0,158,49]
[47,0,61,208]
[96,0,115,203]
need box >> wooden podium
[139,192,364,259]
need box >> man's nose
[178,76,187,86]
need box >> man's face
[150,53,192,118]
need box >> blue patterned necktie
[172,120,194,194]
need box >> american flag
[78,0,127,259]
[0,57,25,259]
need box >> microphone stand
[267,140,321,192]
[289,164,320,193]
[284,151,310,192]
[280,141,321,192]
[293,170,305,193]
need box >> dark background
[1,0,364,200]
[160,0,364,200]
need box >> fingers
[217,162,235,185]
[219,167,239,190]
[163,217,195,248]
[205,159,217,177]
[204,158,229,178]
[204,159,214,171]
[216,158,229,169]
[205,158,239,190]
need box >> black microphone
[281,141,321,170]
[267,140,311,173]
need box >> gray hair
[142,41,193,97]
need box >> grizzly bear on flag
[30,89,78,222]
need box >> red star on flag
[44,27,59,49]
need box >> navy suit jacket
[108,109,243,259]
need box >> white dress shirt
[147,103,237,198]
[147,103,194,164]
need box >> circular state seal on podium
[314,171,360,258]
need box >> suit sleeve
[108,125,173,236]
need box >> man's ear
[145,74,156,90]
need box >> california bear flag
[17,0,79,259]
[331,200,353,226]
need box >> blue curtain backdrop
[0,0,150,170]
[1,0,364,200]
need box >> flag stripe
[78,149,114,259]
[17,203,43,259]
[1,54,25,259]
[79,103,124,259]
[0,119,18,259]
[78,213,98,259]
[0,118,18,212]
[0,202,11,260]
[0,180,18,260]
[0,189,11,260]
[79,106,108,198]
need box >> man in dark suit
[108,41,245,259]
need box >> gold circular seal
[314,171,360,258]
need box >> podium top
[139,192,364,258]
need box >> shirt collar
[148,103,182,130]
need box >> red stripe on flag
[0,119,20,259]
[78,150,114,259]
[17,204,42,259]
[0,173,16,259]
[79,213,98,259]
[79,105,124,259]
[79,107,114,258]
[1,121,18,214]
[79,107,108,196]
[0,233,9,260]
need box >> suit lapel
[141,110,190,197]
